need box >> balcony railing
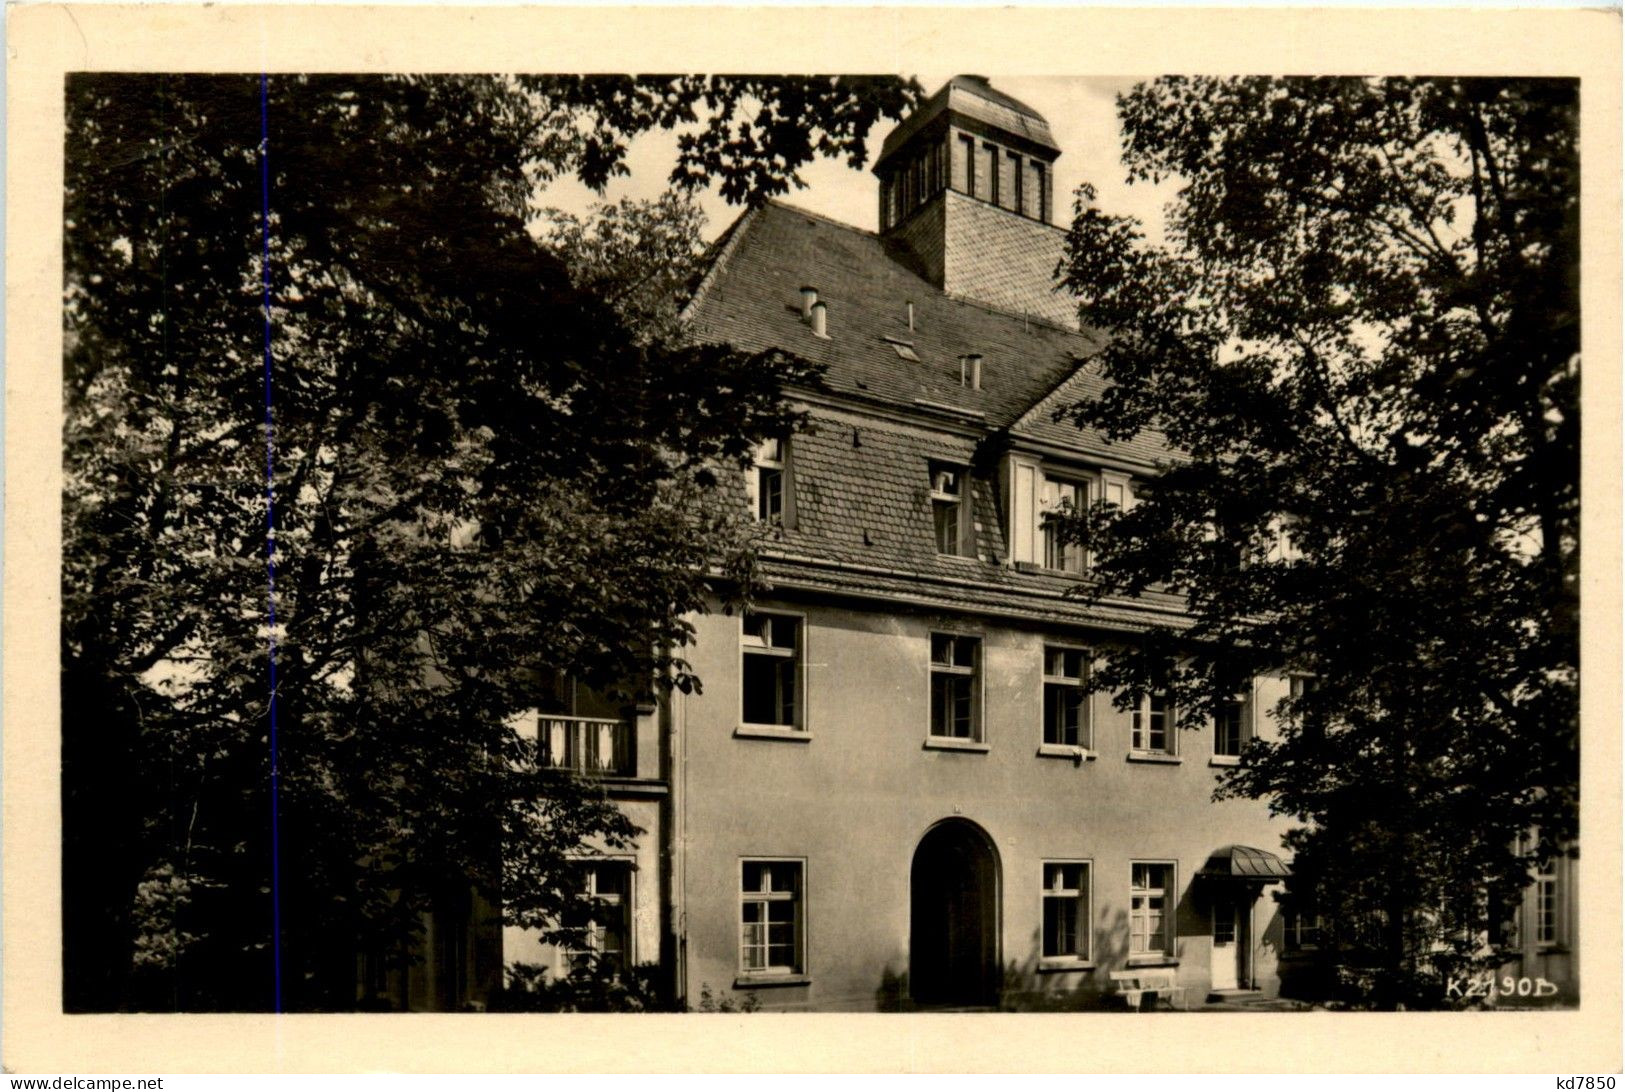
[535,714,633,777]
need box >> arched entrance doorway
[910,818,1000,1007]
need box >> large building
[496,75,1302,1012]
[466,76,1575,1013]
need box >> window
[564,861,631,976]
[1535,862,1559,947]
[1501,905,1523,951]
[742,612,801,728]
[1214,696,1247,758]
[930,633,980,740]
[1012,151,1024,215]
[1008,462,1129,569]
[1269,516,1303,564]
[1130,863,1174,959]
[1043,646,1089,748]
[1041,476,1089,573]
[1042,862,1091,962]
[1283,906,1322,952]
[930,465,968,556]
[1288,674,1321,741]
[984,143,1000,206]
[740,860,803,975]
[959,134,976,195]
[1131,686,1174,755]
[750,438,786,522]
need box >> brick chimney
[873,76,1074,329]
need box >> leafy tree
[1054,77,1578,1008]
[535,192,710,344]
[63,73,917,1011]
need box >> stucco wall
[678,597,1293,1011]
[501,796,665,985]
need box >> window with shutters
[1041,475,1090,573]
[1008,459,1131,570]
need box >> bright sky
[534,75,1178,245]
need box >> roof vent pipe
[960,353,983,390]
[800,286,819,320]
[811,300,829,339]
[907,301,915,331]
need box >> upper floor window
[740,860,804,976]
[1214,695,1249,759]
[930,464,969,556]
[1269,516,1303,564]
[959,134,976,196]
[742,611,801,729]
[930,633,981,740]
[1043,646,1089,748]
[1041,475,1089,573]
[1287,673,1322,741]
[1029,160,1048,222]
[1008,459,1130,570]
[749,438,787,523]
[1131,680,1175,756]
[1042,861,1092,962]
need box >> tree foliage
[63,73,917,1011]
[1056,77,1578,1007]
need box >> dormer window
[749,438,789,524]
[1008,458,1132,569]
[930,464,968,556]
[1041,475,1089,573]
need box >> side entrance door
[1211,898,1244,991]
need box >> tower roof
[876,75,1061,173]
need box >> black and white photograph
[7,2,1620,1077]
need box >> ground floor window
[1130,862,1174,958]
[565,861,631,975]
[1283,906,1323,952]
[741,859,804,975]
[1042,861,1091,961]
[1535,864,1559,947]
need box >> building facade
[660,76,1297,1011]
[451,76,1573,1014]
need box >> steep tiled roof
[687,200,1096,428]
[1009,363,1173,469]
[689,198,1184,628]
[728,408,1187,626]
[761,412,1002,577]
